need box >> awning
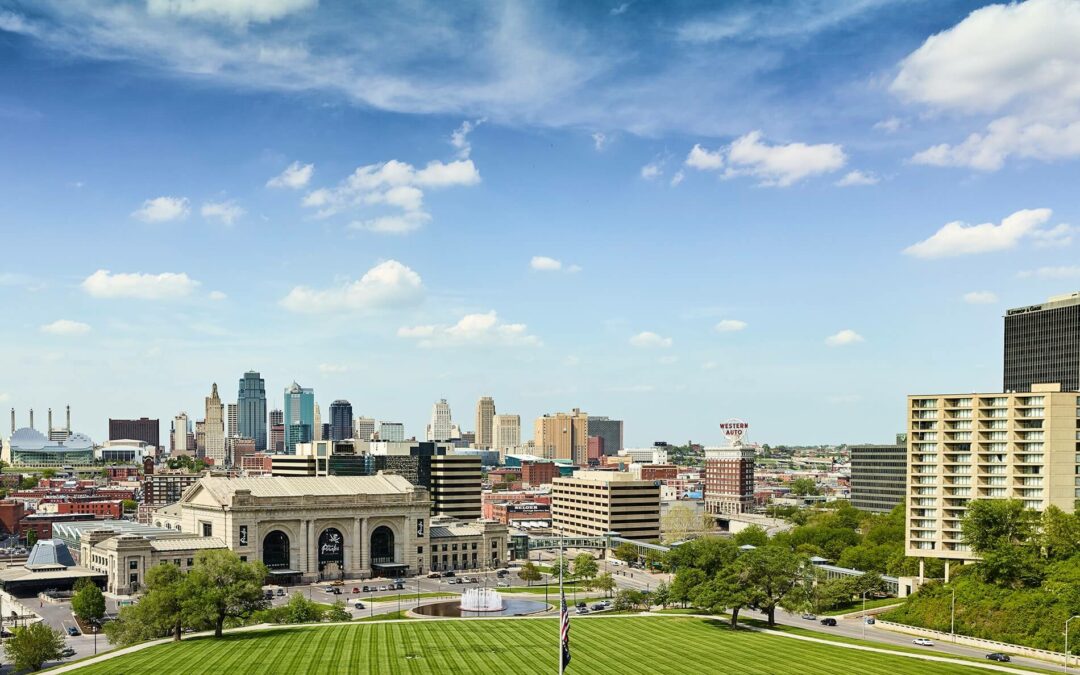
[372,562,407,569]
[267,569,302,575]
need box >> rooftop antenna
[29,408,34,430]
[48,408,53,434]
[66,405,71,432]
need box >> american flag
[560,592,571,670]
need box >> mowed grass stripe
[67,617,999,675]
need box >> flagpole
[558,528,564,675]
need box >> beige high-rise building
[204,383,226,466]
[905,383,1079,568]
[226,403,238,438]
[172,413,190,456]
[313,403,323,441]
[475,396,496,449]
[551,470,660,540]
[355,417,377,441]
[492,414,521,453]
[535,408,588,464]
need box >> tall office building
[474,396,496,449]
[329,400,353,441]
[551,471,661,540]
[378,421,404,442]
[429,454,483,519]
[313,403,323,441]
[238,371,267,450]
[704,447,755,515]
[850,439,907,513]
[492,414,520,451]
[587,416,623,456]
[108,417,160,448]
[355,417,376,441]
[1004,292,1080,392]
[427,399,453,441]
[283,382,315,454]
[171,413,190,455]
[226,403,238,438]
[535,408,589,464]
[204,383,226,465]
[905,384,1079,565]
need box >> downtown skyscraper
[238,371,267,450]
[283,382,314,454]
[329,400,353,441]
[475,396,495,449]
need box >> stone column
[360,517,370,577]
[352,517,362,577]
[306,519,315,577]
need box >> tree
[6,622,66,671]
[692,571,752,626]
[788,478,820,496]
[652,581,670,609]
[41,468,57,480]
[594,572,616,598]
[962,499,1035,554]
[661,504,713,543]
[26,529,38,547]
[669,568,706,607]
[325,599,351,623]
[732,525,769,548]
[281,593,323,624]
[551,555,571,581]
[121,499,138,513]
[613,589,647,611]
[183,550,268,637]
[106,562,189,645]
[737,546,803,626]
[1040,505,1080,561]
[613,542,639,564]
[518,561,542,586]
[573,553,598,588]
[71,581,106,624]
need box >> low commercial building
[521,460,559,487]
[428,516,508,572]
[0,539,106,596]
[84,533,227,595]
[550,471,660,540]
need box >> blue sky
[2,0,1080,446]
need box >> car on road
[576,602,587,610]
[276,588,286,597]
[322,586,334,592]
[331,588,342,595]
[864,617,875,625]
[66,626,80,636]
[985,653,1010,662]
[575,607,589,615]
[497,581,510,587]
[362,585,371,592]
[60,647,76,658]
[427,572,441,579]
[600,600,611,607]
[820,618,837,626]
[354,602,365,610]
[912,638,934,647]
[264,590,274,599]
[443,571,456,578]
[393,578,405,584]
[591,603,605,611]
[801,613,816,621]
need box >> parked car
[801,613,817,621]
[264,590,274,599]
[351,587,360,594]
[331,580,344,586]
[443,571,456,578]
[576,602,587,610]
[591,603,605,611]
[330,588,342,595]
[60,647,76,658]
[820,618,837,627]
[912,638,934,647]
[427,572,441,579]
[354,602,365,610]
[601,600,612,607]
[66,626,80,636]
[575,607,589,615]
[985,653,1010,662]
[362,585,371,593]
[392,578,405,584]
[394,582,405,590]
[497,581,510,588]
[276,588,286,597]
[322,586,334,592]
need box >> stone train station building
[154,474,433,583]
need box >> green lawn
[68,616,1001,675]
[821,597,902,616]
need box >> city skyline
[3,1,1080,445]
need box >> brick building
[521,460,559,487]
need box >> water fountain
[460,587,505,612]
[412,585,547,618]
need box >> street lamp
[1066,615,1080,674]
[950,588,956,643]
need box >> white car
[912,638,934,647]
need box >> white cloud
[201,199,245,225]
[963,291,998,304]
[318,363,349,374]
[685,143,724,170]
[610,3,630,16]
[903,208,1068,259]
[591,132,609,151]
[303,151,480,234]
[132,196,190,222]
[40,319,91,335]
[146,0,317,27]
[82,270,200,299]
[1017,265,1080,279]
[715,319,747,333]
[279,259,423,313]
[398,310,540,348]
[725,131,846,186]
[208,290,227,301]
[669,170,685,187]
[640,162,662,180]
[825,329,864,347]
[629,331,672,348]
[873,117,904,133]
[894,0,1080,170]
[835,170,879,187]
[266,161,314,189]
[530,256,562,272]
[450,119,484,159]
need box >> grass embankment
[820,596,902,616]
[66,616,1006,675]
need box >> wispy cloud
[904,209,1070,259]
[398,311,540,348]
[40,319,91,335]
[82,270,200,299]
[683,131,846,187]
[629,331,672,348]
[267,161,314,189]
[715,319,747,333]
[962,291,997,304]
[280,260,423,313]
[132,196,189,223]
[825,329,864,347]
[201,199,245,225]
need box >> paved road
[753,608,1053,673]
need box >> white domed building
[3,427,95,466]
